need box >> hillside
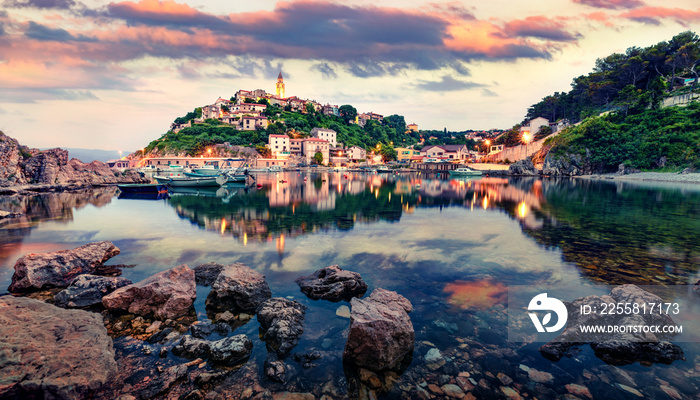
[139,101,422,159]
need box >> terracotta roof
[269,135,288,138]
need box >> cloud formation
[572,0,644,10]
[4,0,77,9]
[413,75,485,91]
[499,16,581,42]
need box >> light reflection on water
[1,172,700,398]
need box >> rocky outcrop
[193,262,226,286]
[102,265,197,320]
[0,296,117,399]
[205,263,271,313]
[542,148,594,176]
[295,265,368,301]
[508,159,537,175]
[55,274,133,308]
[344,288,415,371]
[0,131,146,189]
[540,284,685,365]
[257,298,306,357]
[8,241,121,292]
[172,334,253,365]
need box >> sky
[0,0,699,151]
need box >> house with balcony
[347,146,367,161]
[395,147,421,163]
[238,116,269,131]
[420,144,470,161]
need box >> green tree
[379,145,397,162]
[267,122,286,136]
[313,151,324,165]
[339,105,357,123]
[384,114,406,134]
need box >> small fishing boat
[449,167,482,177]
[154,175,220,187]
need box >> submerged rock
[257,298,306,356]
[102,264,196,320]
[138,364,188,400]
[0,296,117,399]
[173,335,211,359]
[295,265,368,301]
[209,335,254,364]
[205,263,271,313]
[540,284,685,365]
[8,241,121,292]
[54,274,132,308]
[344,288,415,371]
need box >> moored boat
[449,167,482,176]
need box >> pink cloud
[620,6,700,25]
[499,15,581,42]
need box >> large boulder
[8,241,121,292]
[205,263,271,313]
[540,284,684,365]
[193,262,226,286]
[508,159,537,175]
[257,298,306,356]
[295,265,368,301]
[102,265,196,320]
[542,148,594,176]
[0,296,117,399]
[54,274,133,308]
[344,288,414,371]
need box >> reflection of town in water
[167,172,548,250]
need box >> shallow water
[1,172,700,399]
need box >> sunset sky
[1,0,698,151]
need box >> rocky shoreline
[0,131,148,195]
[0,243,417,399]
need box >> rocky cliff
[0,131,147,188]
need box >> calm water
[1,172,700,399]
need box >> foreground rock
[8,241,121,292]
[541,148,594,176]
[54,274,133,308]
[205,263,271,313]
[540,284,684,365]
[295,265,368,301]
[258,298,306,356]
[344,288,415,371]
[102,265,196,319]
[508,159,537,175]
[0,296,117,399]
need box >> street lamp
[522,132,531,159]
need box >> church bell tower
[276,71,285,98]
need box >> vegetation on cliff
[545,102,700,171]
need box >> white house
[310,127,337,147]
[268,134,290,159]
[520,117,549,138]
[420,145,470,161]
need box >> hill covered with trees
[536,31,700,172]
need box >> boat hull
[117,184,168,193]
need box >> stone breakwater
[0,131,147,194]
